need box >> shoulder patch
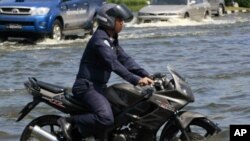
[104,40,111,47]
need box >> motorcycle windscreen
[168,65,194,102]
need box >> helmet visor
[106,4,134,22]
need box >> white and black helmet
[96,3,133,29]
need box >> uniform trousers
[72,80,114,139]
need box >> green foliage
[236,0,250,8]
[225,0,250,8]
[107,0,148,11]
[224,0,232,5]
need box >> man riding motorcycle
[57,3,154,140]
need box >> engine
[111,124,139,141]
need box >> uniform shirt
[76,27,150,86]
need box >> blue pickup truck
[0,0,105,42]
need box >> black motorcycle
[17,66,221,141]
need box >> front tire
[160,118,221,141]
[20,115,61,141]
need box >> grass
[225,6,250,11]
[107,0,148,11]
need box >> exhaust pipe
[30,125,59,141]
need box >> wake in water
[0,35,91,51]
[126,13,250,28]
[120,13,250,40]
[126,17,214,28]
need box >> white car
[138,0,211,23]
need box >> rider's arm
[95,40,140,85]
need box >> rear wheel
[184,13,190,19]
[50,20,63,40]
[20,115,62,141]
[0,36,8,42]
[20,115,92,141]
[160,118,221,141]
[216,5,224,16]
[204,11,210,19]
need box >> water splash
[0,36,90,51]
[1,13,250,51]
[126,13,250,28]
[36,36,90,46]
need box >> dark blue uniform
[72,27,150,138]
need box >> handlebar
[138,72,175,98]
[151,72,175,91]
[140,85,154,99]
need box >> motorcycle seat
[64,92,87,107]
[37,81,65,94]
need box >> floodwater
[1,13,250,140]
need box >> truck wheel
[204,11,210,19]
[184,13,190,19]
[217,5,224,16]
[50,20,63,40]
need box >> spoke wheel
[217,5,224,16]
[20,115,62,141]
[50,20,63,40]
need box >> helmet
[96,3,134,29]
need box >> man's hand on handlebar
[138,77,154,86]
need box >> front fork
[166,111,207,141]
[175,116,191,141]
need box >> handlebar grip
[141,86,154,99]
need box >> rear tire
[50,20,63,40]
[204,11,210,19]
[160,118,221,141]
[0,36,8,42]
[20,115,87,141]
[216,5,224,16]
[20,115,62,141]
[184,13,190,19]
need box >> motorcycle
[16,65,221,141]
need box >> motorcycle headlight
[30,7,50,16]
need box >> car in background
[207,0,225,16]
[138,0,211,23]
[0,0,105,42]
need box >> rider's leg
[72,87,114,138]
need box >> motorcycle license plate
[6,24,22,29]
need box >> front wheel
[160,118,221,141]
